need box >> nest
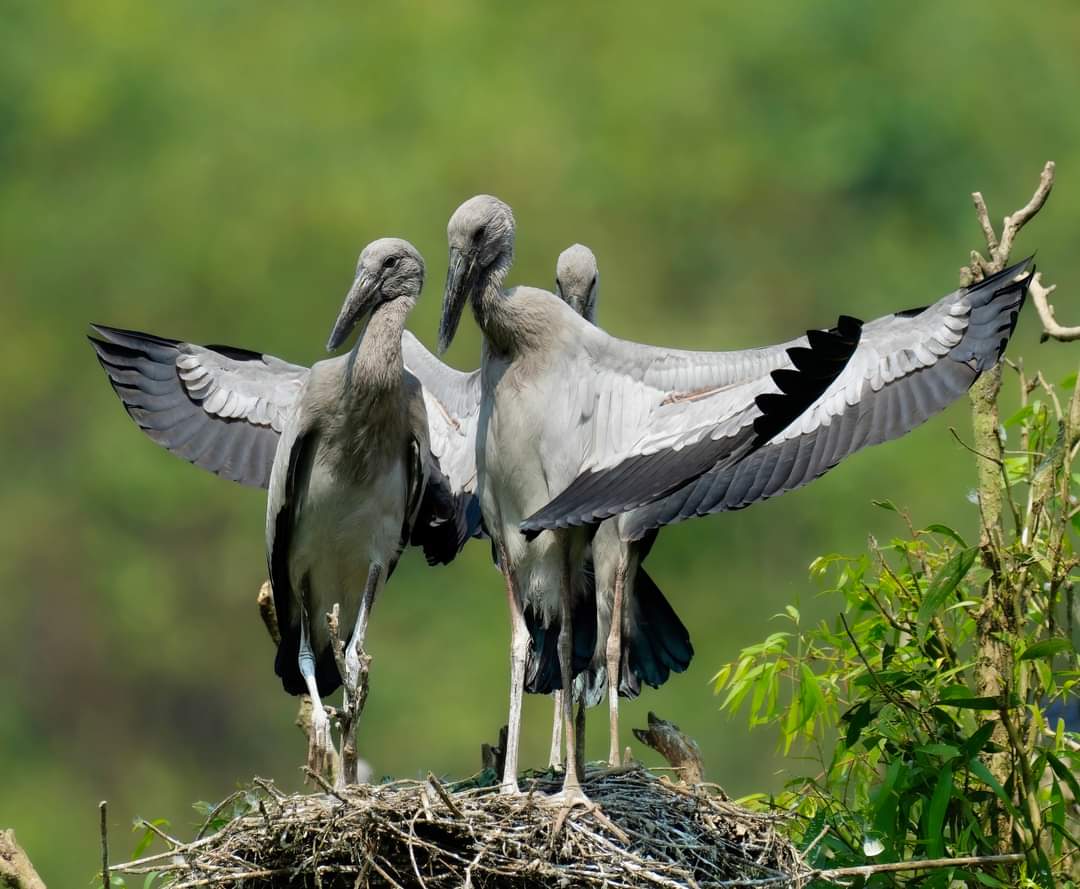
[113,766,811,888]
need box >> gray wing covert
[618,259,1032,538]
[88,324,306,488]
[520,303,860,535]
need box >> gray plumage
[265,238,434,778]
[438,195,845,801]
[544,246,692,769]
[525,258,1032,537]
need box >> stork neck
[470,255,516,354]
[346,297,410,396]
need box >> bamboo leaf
[917,547,977,637]
[924,764,954,858]
[1019,637,1073,660]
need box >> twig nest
[113,767,810,887]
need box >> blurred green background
[2,1,1079,882]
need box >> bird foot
[306,706,336,782]
[539,785,592,810]
[498,779,523,796]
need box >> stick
[256,580,280,645]
[0,830,47,889]
[815,851,1025,881]
[427,772,465,819]
[100,800,110,889]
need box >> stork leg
[551,551,590,806]
[605,558,628,767]
[574,691,587,784]
[499,544,528,796]
[298,610,335,780]
[339,562,382,786]
[548,691,563,770]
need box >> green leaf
[924,764,954,858]
[917,547,977,635]
[959,720,997,758]
[796,663,825,731]
[1046,751,1080,801]
[935,696,1003,710]
[1019,637,1074,660]
[1003,403,1034,428]
[871,498,899,513]
[843,700,873,749]
[915,743,960,762]
[922,523,968,547]
[968,759,1022,820]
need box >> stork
[90,239,476,783]
[438,195,863,803]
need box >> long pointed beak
[439,247,474,354]
[327,270,376,352]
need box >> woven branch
[110,768,809,888]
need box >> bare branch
[972,192,998,252]
[1029,272,1080,342]
[100,800,111,889]
[998,160,1056,263]
[816,852,1025,881]
[0,829,47,889]
[256,581,280,645]
[963,160,1055,281]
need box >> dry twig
[110,768,808,888]
[0,829,47,889]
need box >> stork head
[555,244,599,324]
[327,238,424,352]
[440,194,515,353]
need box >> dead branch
[255,580,280,645]
[1030,272,1080,342]
[0,829,47,889]
[631,712,705,785]
[815,851,1025,882]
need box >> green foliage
[716,366,1080,885]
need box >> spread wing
[403,375,481,565]
[402,330,482,498]
[619,259,1032,538]
[88,324,306,488]
[519,291,860,535]
[527,259,1031,537]
[89,324,485,508]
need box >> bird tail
[411,465,484,566]
[274,627,342,698]
[523,564,598,695]
[621,566,694,696]
[575,565,694,705]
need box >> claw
[306,704,336,781]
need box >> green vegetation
[718,359,1080,884]
[4,2,1080,884]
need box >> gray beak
[327,269,377,352]
[438,247,476,354]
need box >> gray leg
[548,691,563,770]
[298,610,335,780]
[606,558,628,767]
[345,563,382,691]
[500,544,528,796]
[339,562,382,786]
[558,553,589,804]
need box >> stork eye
[383,256,398,269]
[473,224,487,244]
